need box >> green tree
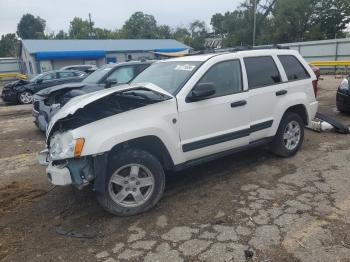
[120,12,159,38]
[0,34,18,57]
[94,28,113,39]
[55,30,69,39]
[211,13,225,34]
[271,0,316,43]
[189,20,207,38]
[173,26,193,49]
[157,25,173,39]
[17,14,46,39]
[314,0,350,39]
[187,20,208,50]
[69,17,93,39]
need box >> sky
[0,0,241,36]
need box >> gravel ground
[0,76,349,262]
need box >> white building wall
[21,46,37,78]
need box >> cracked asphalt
[0,76,350,262]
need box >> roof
[22,39,191,54]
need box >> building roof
[22,39,191,54]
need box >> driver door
[177,60,250,161]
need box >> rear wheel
[97,148,165,216]
[270,112,304,157]
[18,91,33,104]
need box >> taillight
[312,80,318,97]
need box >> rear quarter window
[278,55,310,81]
[244,56,282,89]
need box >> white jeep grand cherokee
[38,48,318,216]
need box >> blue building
[20,39,191,77]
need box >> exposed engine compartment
[50,89,169,138]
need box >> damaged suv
[38,48,318,216]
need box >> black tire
[17,90,33,104]
[270,112,304,157]
[97,148,165,216]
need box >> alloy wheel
[108,164,155,207]
[283,120,301,151]
[19,91,33,104]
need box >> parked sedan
[32,60,154,132]
[336,77,350,113]
[1,70,86,104]
[60,64,98,74]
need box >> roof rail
[227,44,290,52]
[185,44,290,57]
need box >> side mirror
[105,79,118,88]
[188,82,216,101]
[36,78,43,84]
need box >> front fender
[70,99,184,165]
[15,84,34,93]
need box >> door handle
[231,100,247,108]
[276,90,287,96]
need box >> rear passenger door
[243,56,284,142]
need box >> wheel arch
[283,104,309,126]
[108,135,175,171]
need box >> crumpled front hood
[46,83,174,137]
[4,79,29,89]
[35,83,86,98]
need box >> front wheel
[18,91,33,104]
[270,112,304,157]
[97,148,165,216]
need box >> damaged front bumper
[1,88,18,103]
[37,150,95,189]
[33,99,61,132]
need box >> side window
[59,71,75,79]
[42,73,56,81]
[196,60,242,97]
[106,66,135,84]
[278,55,310,81]
[136,64,150,75]
[244,56,281,89]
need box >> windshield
[131,61,201,94]
[82,65,112,84]
[30,73,44,82]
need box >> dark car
[1,70,86,104]
[336,77,350,113]
[60,64,98,74]
[32,60,154,132]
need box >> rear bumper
[336,91,350,112]
[308,101,319,123]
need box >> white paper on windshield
[174,64,196,71]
